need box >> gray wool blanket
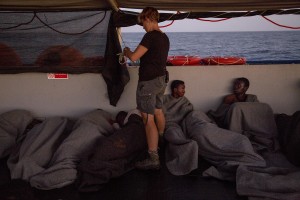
[76,114,147,192]
[0,110,34,159]
[163,96,300,200]
[224,102,280,152]
[164,110,266,178]
[207,94,258,128]
[6,109,114,190]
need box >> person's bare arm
[123,45,148,62]
[223,94,237,105]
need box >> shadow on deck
[0,154,246,200]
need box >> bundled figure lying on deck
[76,109,147,192]
[163,80,300,200]
[0,109,147,192]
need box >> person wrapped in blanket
[76,110,147,192]
[162,80,266,177]
[208,77,258,128]
[162,80,300,200]
[207,77,279,152]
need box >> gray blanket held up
[225,102,280,152]
[207,94,258,128]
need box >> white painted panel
[0,64,299,118]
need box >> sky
[122,11,300,32]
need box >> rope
[169,55,201,66]
[207,57,246,65]
[261,15,300,29]
[117,52,127,65]
[158,9,299,30]
[35,11,107,35]
[117,29,131,65]
[116,29,140,66]
[117,28,127,47]
[159,20,175,28]
[182,56,189,66]
[197,11,230,22]
[159,11,179,28]
[1,11,106,33]
[0,13,36,30]
[197,18,229,22]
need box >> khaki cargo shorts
[136,75,167,115]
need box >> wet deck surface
[0,155,246,200]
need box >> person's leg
[154,108,165,136]
[141,112,159,151]
[135,77,166,170]
[135,112,160,170]
[155,76,167,136]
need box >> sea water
[1,31,299,65]
[122,31,300,63]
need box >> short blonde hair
[138,7,159,23]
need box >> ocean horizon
[122,31,300,62]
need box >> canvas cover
[1,0,300,12]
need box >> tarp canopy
[0,0,300,12]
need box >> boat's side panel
[0,64,299,118]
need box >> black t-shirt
[139,30,170,81]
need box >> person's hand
[123,47,130,57]
[224,94,237,105]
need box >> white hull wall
[0,64,299,118]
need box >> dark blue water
[1,31,299,64]
[122,31,300,62]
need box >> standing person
[123,7,170,170]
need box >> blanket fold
[76,114,147,192]
[163,95,300,200]
[0,110,33,159]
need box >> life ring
[167,55,201,66]
[201,57,246,65]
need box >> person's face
[174,84,185,98]
[142,18,151,32]
[233,80,248,95]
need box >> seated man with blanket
[208,77,279,152]
[208,77,258,128]
[223,77,258,105]
[162,80,265,177]
[164,80,300,200]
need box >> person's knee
[141,112,155,125]
[154,108,163,117]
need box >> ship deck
[0,152,246,200]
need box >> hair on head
[236,77,250,87]
[138,7,159,23]
[171,80,185,91]
[116,111,128,126]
